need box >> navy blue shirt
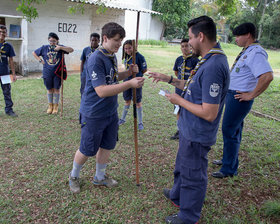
[178,54,230,146]
[173,55,199,80]
[123,52,147,80]
[0,42,16,76]
[80,48,119,118]
[34,45,67,78]
[80,46,97,74]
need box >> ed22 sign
[58,23,77,33]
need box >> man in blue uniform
[80,33,100,97]
[212,23,273,178]
[171,38,199,140]
[69,22,145,193]
[0,25,17,117]
[150,16,230,224]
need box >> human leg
[119,99,131,125]
[218,91,253,176]
[93,114,118,187]
[168,134,210,224]
[136,87,143,130]
[1,82,16,116]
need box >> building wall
[0,0,125,75]
[123,0,163,40]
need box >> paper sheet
[0,75,12,84]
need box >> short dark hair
[187,16,216,42]
[0,25,7,31]
[122,39,133,60]
[181,38,189,44]
[101,22,125,43]
[48,32,59,40]
[233,23,256,39]
[90,32,100,39]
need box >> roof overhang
[66,0,162,15]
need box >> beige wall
[0,0,125,75]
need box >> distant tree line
[153,0,280,49]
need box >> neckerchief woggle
[124,55,133,69]
[179,53,193,80]
[181,43,225,97]
[0,41,6,63]
[98,46,118,81]
[230,40,259,72]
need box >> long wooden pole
[132,40,140,186]
[60,52,64,117]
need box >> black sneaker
[170,131,179,140]
[6,111,18,117]
[165,214,184,224]
[163,188,179,208]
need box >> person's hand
[40,59,45,65]
[129,64,139,75]
[234,91,253,101]
[54,45,61,51]
[165,93,182,105]
[129,77,145,88]
[12,74,17,82]
[148,72,169,83]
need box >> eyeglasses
[0,31,7,34]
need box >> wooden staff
[132,39,140,186]
[60,52,64,117]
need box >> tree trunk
[160,23,166,40]
[258,0,267,40]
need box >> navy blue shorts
[43,75,62,90]
[79,113,119,157]
[123,87,142,103]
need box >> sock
[47,93,53,103]
[121,105,130,121]
[95,163,107,181]
[71,161,83,178]
[137,107,143,124]
[53,93,60,104]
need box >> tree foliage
[152,0,191,40]
[15,0,107,22]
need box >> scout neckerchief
[98,46,118,81]
[230,40,259,72]
[124,55,133,69]
[47,44,59,65]
[0,41,6,63]
[179,53,193,80]
[182,43,225,97]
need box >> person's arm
[234,72,273,101]
[80,60,85,74]
[55,45,74,53]
[174,71,178,77]
[8,57,17,82]
[32,51,45,64]
[95,77,145,98]
[149,72,186,90]
[118,64,139,81]
[166,93,219,122]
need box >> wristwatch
[39,59,42,63]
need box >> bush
[138,39,168,47]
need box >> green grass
[0,44,279,223]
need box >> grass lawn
[0,44,279,223]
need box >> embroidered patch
[91,71,98,80]
[209,83,220,97]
